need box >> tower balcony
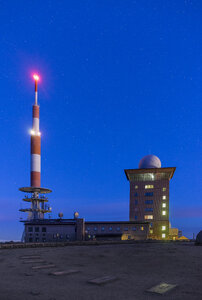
[22,195,49,202]
[19,207,52,213]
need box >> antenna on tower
[33,74,39,105]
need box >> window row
[134,194,167,199]
[134,186,167,191]
[134,202,166,208]
[29,233,46,237]
[86,226,144,232]
[144,215,153,220]
[145,208,153,212]
[28,227,46,233]
[145,192,154,196]
[135,200,166,204]
[145,185,154,189]
[145,200,153,204]
[52,234,70,239]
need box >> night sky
[0,1,201,240]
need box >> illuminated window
[150,173,154,180]
[145,185,154,189]
[140,226,144,231]
[162,233,166,238]
[162,203,166,208]
[109,227,112,231]
[144,215,153,220]
[135,185,138,189]
[162,187,166,192]
[162,196,166,200]
[162,211,166,216]
[150,229,153,234]
[162,226,166,231]
[101,227,105,231]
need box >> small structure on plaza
[195,231,202,245]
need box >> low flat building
[22,218,149,243]
[85,221,149,241]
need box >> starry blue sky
[0,0,201,240]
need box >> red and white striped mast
[19,74,52,221]
[31,74,41,187]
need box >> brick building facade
[125,155,175,240]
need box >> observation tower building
[19,75,52,221]
[125,155,176,239]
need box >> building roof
[85,221,150,225]
[124,167,176,181]
[23,219,150,226]
[23,219,76,225]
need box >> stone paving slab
[88,275,118,285]
[147,282,177,294]
[30,291,40,296]
[32,264,55,270]
[23,259,45,264]
[24,273,34,276]
[50,270,79,276]
[20,256,41,259]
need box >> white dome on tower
[139,155,161,169]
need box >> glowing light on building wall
[150,173,155,180]
[162,195,166,200]
[162,233,166,238]
[162,226,166,231]
[145,185,154,189]
[144,215,153,220]
[162,203,166,208]
[162,211,166,216]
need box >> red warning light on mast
[33,74,40,81]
